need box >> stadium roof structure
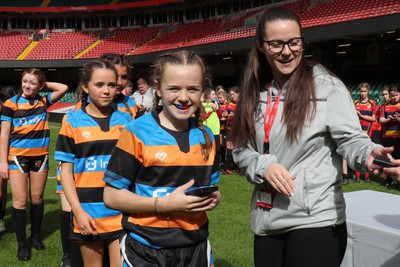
[0,0,181,13]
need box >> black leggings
[254,223,347,267]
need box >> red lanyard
[264,83,282,143]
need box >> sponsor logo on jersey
[82,131,91,139]
[155,151,167,162]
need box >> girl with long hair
[0,69,68,261]
[230,7,391,267]
[55,60,131,267]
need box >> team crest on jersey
[82,131,91,139]
[34,160,42,167]
[155,152,167,162]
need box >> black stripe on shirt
[75,139,117,159]
[77,187,104,203]
[11,129,50,140]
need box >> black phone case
[373,156,397,168]
[186,186,219,196]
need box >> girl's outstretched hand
[158,179,220,213]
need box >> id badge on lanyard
[257,83,282,209]
[256,189,275,209]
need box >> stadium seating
[0,32,32,60]
[80,27,160,58]
[38,90,76,112]
[350,82,388,104]
[300,0,399,28]
[24,31,97,60]
[132,9,262,54]
[0,0,398,60]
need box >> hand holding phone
[373,156,397,168]
[185,186,219,196]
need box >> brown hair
[100,53,134,116]
[16,68,47,116]
[151,50,212,160]
[216,87,227,100]
[230,7,316,147]
[203,86,216,103]
[79,60,117,107]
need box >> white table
[341,190,400,267]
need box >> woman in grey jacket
[231,7,392,267]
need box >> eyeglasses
[263,37,304,54]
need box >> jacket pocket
[295,168,312,216]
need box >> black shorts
[120,233,215,267]
[8,155,48,174]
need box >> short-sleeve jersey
[54,108,131,239]
[219,102,228,132]
[354,99,376,136]
[114,94,137,119]
[1,94,52,157]
[202,102,220,135]
[75,95,137,120]
[381,101,400,138]
[225,101,236,131]
[103,111,220,249]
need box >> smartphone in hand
[373,156,397,168]
[185,186,219,196]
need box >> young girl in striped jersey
[378,84,400,188]
[0,69,68,261]
[103,50,221,267]
[354,82,376,182]
[55,60,131,267]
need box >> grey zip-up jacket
[233,65,381,236]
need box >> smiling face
[21,73,43,98]
[82,68,117,114]
[262,19,302,87]
[156,63,203,131]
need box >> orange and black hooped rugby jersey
[103,111,220,249]
[219,102,228,132]
[54,108,131,239]
[381,101,400,138]
[114,94,137,119]
[1,94,52,157]
[225,101,236,131]
[354,99,376,136]
[75,94,137,120]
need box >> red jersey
[354,99,376,136]
[381,101,400,138]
